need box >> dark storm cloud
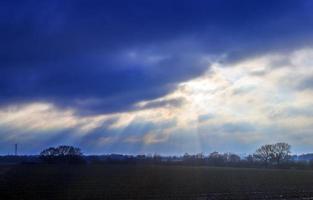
[1,0,313,114]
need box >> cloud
[135,97,185,110]
[1,0,313,115]
[298,76,313,91]
[1,1,313,154]
[198,114,215,123]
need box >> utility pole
[14,143,17,156]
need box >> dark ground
[1,164,313,200]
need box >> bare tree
[208,151,225,165]
[254,144,273,165]
[40,145,82,156]
[40,147,57,156]
[228,153,241,163]
[272,142,291,165]
[57,145,82,156]
[254,143,291,166]
[245,155,255,163]
[220,153,240,163]
[40,145,84,164]
[209,151,221,159]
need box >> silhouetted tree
[227,153,241,163]
[208,151,224,166]
[196,153,205,159]
[254,144,273,165]
[40,145,84,164]
[56,145,82,156]
[245,155,255,163]
[40,147,58,156]
[272,142,291,165]
[254,143,291,166]
[40,145,82,156]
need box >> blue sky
[0,0,313,155]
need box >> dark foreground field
[1,164,313,200]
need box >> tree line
[37,143,291,164]
[2,142,313,169]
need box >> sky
[0,0,313,155]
